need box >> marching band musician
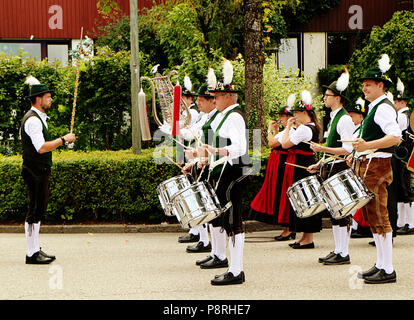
[21,78,76,264]
[181,81,221,262]
[249,95,295,241]
[347,54,401,284]
[281,90,322,249]
[195,60,251,285]
[307,71,355,265]
[393,79,414,235]
[182,69,229,272]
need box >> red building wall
[294,0,413,32]
[0,0,158,40]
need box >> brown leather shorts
[354,157,393,235]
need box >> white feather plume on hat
[151,64,160,74]
[378,54,391,74]
[356,97,365,107]
[301,90,312,106]
[24,75,40,87]
[336,69,349,93]
[286,93,296,109]
[386,91,394,104]
[222,59,233,85]
[207,68,217,89]
[184,75,192,92]
[397,77,404,94]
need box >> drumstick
[325,153,346,161]
[164,155,183,170]
[338,140,357,143]
[285,162,309,170]
[170,136,192,149]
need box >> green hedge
[0,149,269,224]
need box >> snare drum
[157,174,194,216]
[287,175,327,218]
[171,181,224,229]
[319,168,374,220]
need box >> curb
[0,219,332,234]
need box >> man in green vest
[347,59,401,284]
[21,81,76,264]
[308,70,355,265]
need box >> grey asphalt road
[0,227,413,301]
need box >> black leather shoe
[178,233,199,243]
[323,254,350,265]
[25,251,54,265]
[289,242,300,248]
[186,241,211,253]
[211,271,245,285]
[397,224,409,235]
[200,255,228,269]
[274,232,296,241]
[318,251,336,263]
[406,227,414,235]
[292,242,314,249]
[196,255,213,266]
[357,265,380,279]
[364,269,397,284]
[39,247,56,260]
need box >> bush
[0,148,269,224]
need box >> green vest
[359,98,396,154]
[201,110,219,145]
[326,108,347,148]
[210,106,243,177]
[359,98,393,141]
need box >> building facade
[0,0,156,65]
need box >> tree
[244,0,265,143]
[347,10,414,107]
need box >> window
[47,44,69,66]
[0,43,41,60]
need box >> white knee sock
[25,222,40,257]
[406,203,414,228]
[228,233,245,277]
[373,233,383,270]
[381,232,394,274]
[332,225,342,254]
[199,224,209,246]
[208,224,215,258]
[213,227,227,261]
[397,202,406,228]
[189,227,199,236]
[339,226,350,257]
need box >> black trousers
[207,164,247,236]
[21,162,51,224]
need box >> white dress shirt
[180,109,217,142]
[289,123,315,145]
[210,103,247,164]
[397,107,409,131]
[24,107,49,152]
[326,108,355,154]
[364,94,402,158]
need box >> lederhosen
[20,110,52,224]
[354,98,395,234]
[320,108,352,227]
[207,106,250,237]
[279,124,322,233]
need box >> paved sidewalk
[0,227,413,301]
